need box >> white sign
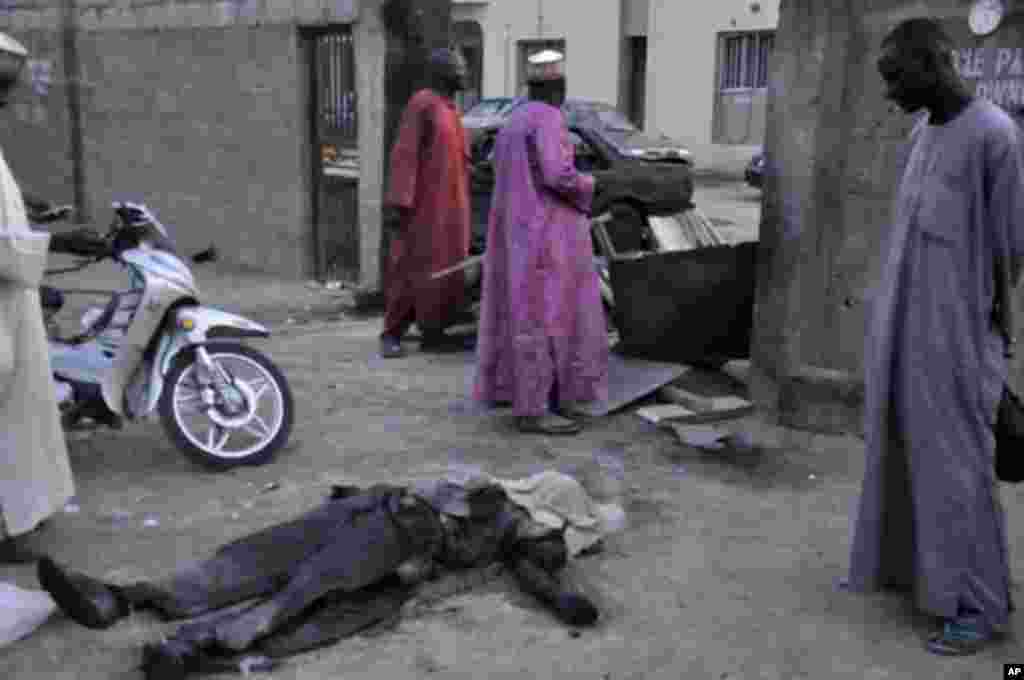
[953,47,1024,110]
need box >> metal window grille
[719,32,774,90]
[316,30,357,148]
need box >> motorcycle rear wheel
[158,342,294,470]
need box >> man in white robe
[0,32,74,564]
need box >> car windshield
[465,99,515,117]
[565,103,638,133]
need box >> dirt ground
[3,179,1022,679]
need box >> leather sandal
[517,415,582,436]
[925,619,993,656]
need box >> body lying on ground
[36,477,606,679]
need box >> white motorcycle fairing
[134,307,271,417]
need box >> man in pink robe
[380,49,472,358]
[474,50,609,435]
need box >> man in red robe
[380,49,472,358]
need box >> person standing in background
[379,48,473,359]
[473,50,608,435]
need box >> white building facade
[452,0,779,174]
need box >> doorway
[306,25,360,283]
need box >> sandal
[380,335,406,359]
[517,414,582,436]
[925,619,992,657]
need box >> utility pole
[60,0,88,223]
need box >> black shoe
[380,335,406,359]
[420,333,475,353]
[0,534,44,564]
[37,557,129,629]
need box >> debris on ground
[575,354,688,418]
[669,425,730,451]
[635,404,695,425]
[0,583,57,648]
[657,385,754,421]
[261,481,281,493]
[668,425,762,461]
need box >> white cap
[0,33,27,59]
[526,49,565,81]
[527,49,564,66]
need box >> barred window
[719,31,774,90]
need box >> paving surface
[3,179,1021,679]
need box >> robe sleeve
[985,119,1024,285]
[528,109,595,215]
[385,93,433,211]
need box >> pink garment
[473,101,609,416]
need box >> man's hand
[384,205,410,235]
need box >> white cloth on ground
[0,582,57,647]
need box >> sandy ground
[3,178,1021,679]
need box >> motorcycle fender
[142,328,192,416]
[150,330,267,416]
[175,307,270,341]
[100,344,144,416]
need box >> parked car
[461,97,526,133]
[464,114,697,329]
[469,123,695,250]
[465,98,694,169]
[745,150,765,189]
[562,100,693,166]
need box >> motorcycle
[39,201,294,470]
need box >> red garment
[382,89,471,337]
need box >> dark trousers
[124,489,440,656]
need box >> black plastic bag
[996,385,1024,483]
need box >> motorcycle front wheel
[158,342,294,470]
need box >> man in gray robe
[848,18,1024,656]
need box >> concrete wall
[751,0,1024,434]
[646,0,778,173]
[0,0,380,281]
[453,0,621,105]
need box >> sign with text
[953,47,1024,111]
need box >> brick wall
[0,0,362,279]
